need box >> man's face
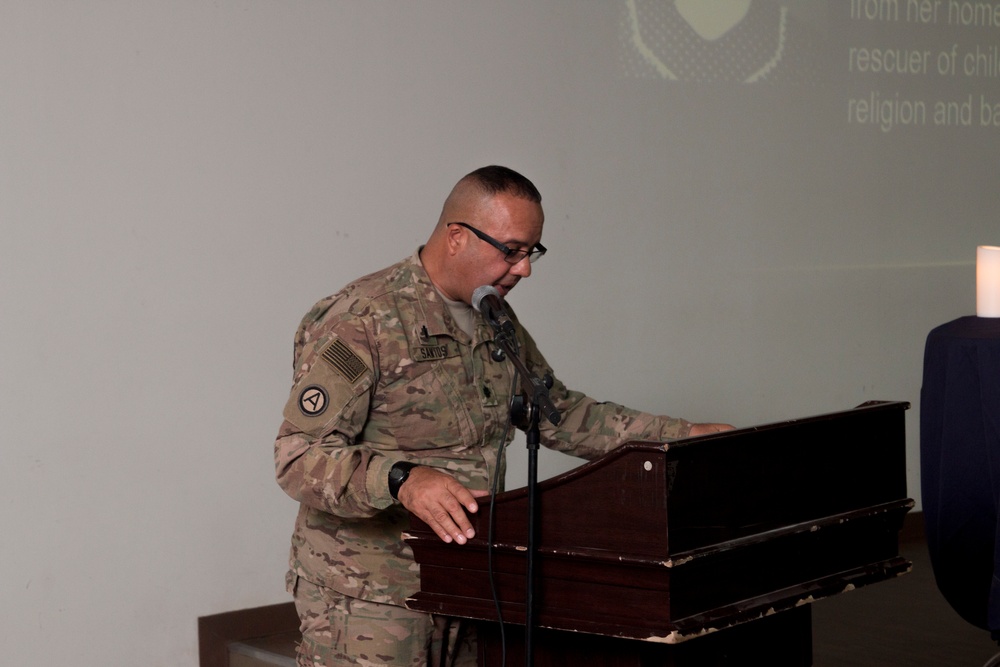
[450,192,544,304]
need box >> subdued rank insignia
[321,338,367,383]
[298,385,329,416]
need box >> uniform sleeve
[518,326,693,460]
[273,305,397,519]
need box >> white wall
[1,2,995,664]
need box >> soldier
[275,165,731,666]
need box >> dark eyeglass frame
[450,222,547,265]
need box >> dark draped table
[921,316,1000,639]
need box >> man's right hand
[397,466,490,545]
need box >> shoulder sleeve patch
[282,336,372,437]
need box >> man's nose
[509,255,532,278]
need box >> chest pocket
[376,336,474,452]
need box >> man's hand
[397,466,490,545]
[689,422,736,436]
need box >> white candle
[977,245,1000,318]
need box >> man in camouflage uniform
[275,165,731,666]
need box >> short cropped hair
[463,165,542,204]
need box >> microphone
[473,285,561,426]
[472,285,516,335]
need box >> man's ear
[445,223,465,256]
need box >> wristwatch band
[388,462,419,500]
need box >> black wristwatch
[388,462,419,500]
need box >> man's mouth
[495,282,516,297]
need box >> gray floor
[232,534,1000,666]
[811,536,998,666]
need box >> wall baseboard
[901,508,925,544]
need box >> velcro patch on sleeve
[321,338,367,383]
[282,336,371,437]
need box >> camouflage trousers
[290,575,478,667]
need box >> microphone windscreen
[471,285,500,313]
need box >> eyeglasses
[450,222,547,265]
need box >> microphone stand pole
[490,329,559,667]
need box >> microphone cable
[486,349,522,667]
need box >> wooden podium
[405,401,913,666]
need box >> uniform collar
[406,249,483,344]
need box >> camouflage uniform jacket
[274,251,694,606]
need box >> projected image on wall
[621,0,822,83]
[621,0,1000,134]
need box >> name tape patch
[415,344,449,361]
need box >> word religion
[848,91,1000,130]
